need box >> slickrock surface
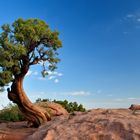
[27,109,140,140]
[1,109,140,140]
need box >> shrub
[0,99,86,122]
[53,100,86,113]
[0,103,24,121]
[36,98,86,113]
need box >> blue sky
[0,0,140,109]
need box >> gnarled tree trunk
[7,75,51,127]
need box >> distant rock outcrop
[1,108,140,140]
[129,104,140,112]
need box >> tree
[0,18,62,127]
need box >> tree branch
[29,57,40,65]
[29,57,49,66]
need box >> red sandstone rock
[27,109,140,140]
[1,109,140,140]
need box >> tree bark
[7,75,51,127]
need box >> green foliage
[36,98,86,113]
[0,99,86,121]
[0,103,24,121]
[0,18,62,87]
[36,98,49,102]
[53,100,86,113]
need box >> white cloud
[48,76,56,80]
[121,13,140,33]
[124,13,140,23]
[38,77,46,81]
[114,97,139,102]
[48,71,63,77]
[47,71,52,75]
[37,61,63,76]
[127,97,137,100]
[67,91,91,96]
[38,71,62,83]
[126,14,135,18]
[47,71,63,83]
[57,73,63,76]
[52,71,57,75]
[33,71,38,76]
[26,69,63,83]
[54,79,59,83]
[26,70,38,77]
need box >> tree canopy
[0,18,62,87]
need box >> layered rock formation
[27,108,140,140]
[1,108,140,140]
